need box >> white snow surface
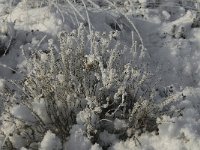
[0,0,200,149]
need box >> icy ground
[1,0,200,149]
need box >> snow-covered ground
[1,0,200,149]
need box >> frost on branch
[0,24,179,149]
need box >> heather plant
[0,24,181,149]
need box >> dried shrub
[0,24,179,149]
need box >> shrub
[0,24,179,149]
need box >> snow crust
[1,0,200,149]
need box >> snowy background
[1,0,200,149]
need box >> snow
[0,78,5,90]
[1,0,200,149]
[113,118,128,130]
[99,130,118,147]
[65,125,92,150]
[40,130,62,150]
[90,143,103,150]
[162,10,171,21]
